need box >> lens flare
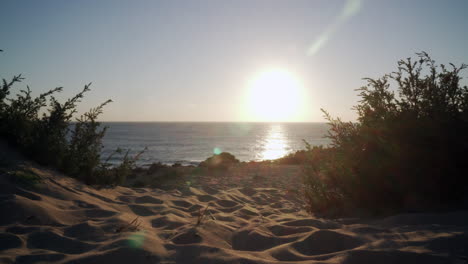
[307,0,363,56]
[127,231,146,248]
[213,147,222,155]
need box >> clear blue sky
[1,0,467,121]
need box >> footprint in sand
[282,218,340,229]
[197,194,217,202]
[216,199,238,208]
[268,225,314,236]
[6,226,39,235]
[292,230,364,255]
[171,228,202,244]
[73,200,98,209]
[134,195,164,204]
[0,233,22,251]
[151,215,187,229]
[64,222,107,242]
[83,208,118,218]
[27,230,94,254]
[171,200,193,208]
[128,204,156,217]
[15,253,66,263]
[232,229,295,251]
[117,195,135,203]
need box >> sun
[244,68,304,122]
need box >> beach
[1,155,467,264]
[2,1,468,262]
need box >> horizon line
[96,120,329,123]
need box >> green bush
[0,50,139,186]
[303,52,468,216]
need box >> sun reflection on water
[259,124,289,160]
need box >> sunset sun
[245,68,304,122]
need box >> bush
[148,168,185,189]
[303,52,468,216]
[0,74,111,182]
[63,98,112,184]
[274,149,309,165]
[199,152,239,169]
[92,147,147,185]
[0,50,138,186]
[147,162,168,174]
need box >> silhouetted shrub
[148,168,185,189]
[147,162,168,174]
[132,180,146,188]
[274,149,309,165]
[95,147,147,185]
[199,152,239,169]
[0,50,138,185]
[62,99,111,184]
[303,52,468,216]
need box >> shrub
[303,52,468,216]
[147,162,168,174]
[63,97,112,184]
[132,180,146,188]
[274,149,309,165]
[0,75,112,182]
[199,152,239,169]
[0,50,137,186]
[95,147,147,185]
[148,168,185,189]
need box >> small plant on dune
[303,52,468,216]
[96,147,147,185]
[115,217,142,233]
[8,168,42,187]
[195,204,215,226]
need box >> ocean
[101,122,330,166]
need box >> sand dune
[1,164,468,263]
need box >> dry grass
[116,217,142,233]
[195,205,215,226]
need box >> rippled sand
[1,163,468,263]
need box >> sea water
[101,122,330,166]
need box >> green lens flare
[213,147,222,155]
[127,231,145,248]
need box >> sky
[1,0,467,122]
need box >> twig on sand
[208,210,216,221]
[196,205,211,226]
[116,217,141,233]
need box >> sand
[1,160,468,263]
